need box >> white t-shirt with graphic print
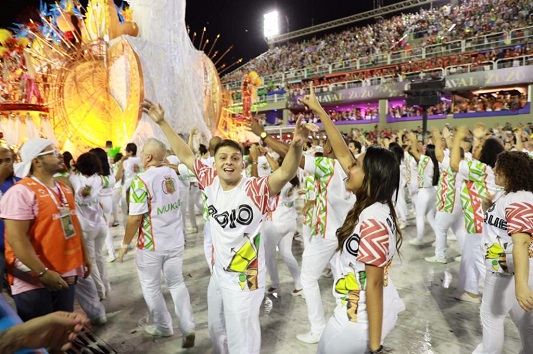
[482,191,533,274]
[331,202,397,324]
[193,159,278,292]
[128,165,185,251]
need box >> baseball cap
[14,138,53,178]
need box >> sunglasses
[37,149,61,157]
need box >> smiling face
[215,146,244,187]
[345,153,366,194]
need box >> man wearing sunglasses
[0,138,91,321]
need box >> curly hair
[495,151,533,193]
[336,146,403,255]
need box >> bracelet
[369,345,384,354]
[121,242,130,250]
[251,162,258,165]
[37,267,49,278]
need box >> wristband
[369,345,384,354]
[37,267,49,278]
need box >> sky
[0,0,407,71]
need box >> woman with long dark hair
[300,83,402,354]
[473,151,533,353]
[90,148,117,262]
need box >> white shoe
[424,256,447,264]
[455,256,462,262]
[456,292,481,304]
[296,331,322,344]
[144,325,173,337]
[107,254,117,263]
[408,239,425,246]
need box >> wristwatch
[260,131,268,141]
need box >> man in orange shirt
[0,138,91,321]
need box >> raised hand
[472,122,487,139]
[298,82,322,112]
[249,117,265,137]
[250,144,260,161]
[456,125,469,140]
[292,115,318,147]
[142,99,165,124]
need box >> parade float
[0,0,227,154]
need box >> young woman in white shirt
[474,151,533,353]
[299,83,403,354]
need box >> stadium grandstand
[221,0,533,139]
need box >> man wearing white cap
[0,138,90,321]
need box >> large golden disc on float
[49,37,143,152]
[202,53,223,136]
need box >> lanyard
[30,176,70,212]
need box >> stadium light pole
[264,11,280,47]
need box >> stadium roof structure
[267,0,441,45]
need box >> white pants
[407,182,418,206]
[204,221,213,271]
[75,276,106,321]
[415,187,437,241]
[394,186,408,223]
[473,261,533,354]
[135,247,195,335]
[301,236,337,334]
[458,233,486,295]
[434,207,465,258]
[207,275,264,354]
[263,220,302,291]
[302,224,312,249]
[111,187,121,223]
[101,195,115,257]
[83,223,109,299]
[318,284,399,354]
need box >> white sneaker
[456,292,481,304]
[408,239,425,246]
[296,331,322,344]
[424,256,447,264]
[455,256,462,262]
[144,325,173,337]
[107,254,117,263]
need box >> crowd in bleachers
[223,0,533,87]
[453,92,529,113]
[288,105,380,124]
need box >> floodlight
[263,11,280,38]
